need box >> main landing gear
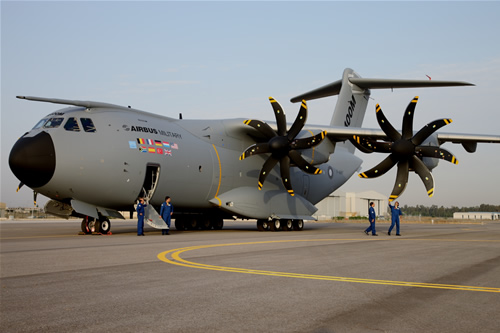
[172,216,304,232]
[174,216,224,231]
[257,219,304,232]
[80,215,112,235]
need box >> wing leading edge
[306,124,500,150]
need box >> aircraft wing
[304,125,500,153]
[434,132,500,152]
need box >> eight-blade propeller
[240,97,326,196]
[351,96,458,202]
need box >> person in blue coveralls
[136,197,147,236]
[364,202,378,236]
[159,196,173,235]
[388,200,403,236]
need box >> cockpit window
[64,117,80,132]
[43,117,64,128]
[80,118,96,132]
[33,119,48,129]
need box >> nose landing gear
[80,215,112,235]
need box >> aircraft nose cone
[9,131,56,188]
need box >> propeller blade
[291,131,327,150]
[243,119,276,139]
[351,136,373,154]
[410,156,435,198]
[287,100,308,140]
[241,97,325,193]
[16,182,24,192]
[279,156,294,196]
[376,103,401,141]
[389,159,409,202]
[34,191,38,207]
[416,146,458,164]
[269,97,287,136]
[289,150,322,175]
[258,156,279,190]
[402,96,418,140]
[351,135,392,154]
[411,118,452,146]
[239,143,270,160]
[359,154,398,179]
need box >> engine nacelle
[419,134,439,171]
[295,130,335,165]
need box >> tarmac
[1,219,499,333]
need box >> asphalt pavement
[1,219,499,332]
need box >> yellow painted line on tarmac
[157,239,500,293]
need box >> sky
[1,1,499,209]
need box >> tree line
[401,204,500,218]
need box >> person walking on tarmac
[159,196,173,235]
[388,200,403,236]
[364,202,378,236]
[136,197,147,236]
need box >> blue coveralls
[365,206,376,235]
[388,203,403,235]
[159,202,173,235]
[136,202,147,235]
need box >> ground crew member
[136,197,147,236]
[364,202,378,236]
[159,196,173,235]
[388,201,403,236]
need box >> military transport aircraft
[9,68,500,233]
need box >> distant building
[453,212,499,220]
[314,190,387,220]
[0,202,6,218]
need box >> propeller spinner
[240,97,326,196]
[351,96,458,202]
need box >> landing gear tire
[98,217,111,234]
[200,218,212,230]
[81,217,94,234]
[282,219,293,231]
[175,218,185,231]
[257,219,270,231]
[185,218,198,230]
[212,218,224,230]
[293,219,304,231]
[269,219,281,232]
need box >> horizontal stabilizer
[291,78,474,103]
[349,78,474,89]
[291,80,342,103]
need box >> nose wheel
[81,217,94,234]
[80,216,112,235]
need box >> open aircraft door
[139,164,168,230]
[140,164,160,202]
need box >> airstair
[145,204,169,230]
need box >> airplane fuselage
[10,68,500,232]
[10,104,362,220]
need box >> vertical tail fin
[330,69,371,152]
[291,68,371,153]
[330,69,370,128]
[290,68,473,153]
